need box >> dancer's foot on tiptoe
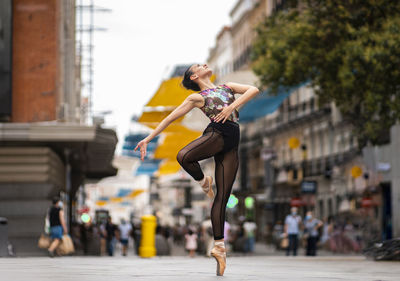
[199,176,214,199]
[211,242,226,276]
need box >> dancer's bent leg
[176,128,224,180]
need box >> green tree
[252,0,400,146]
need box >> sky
[89,0,236,154]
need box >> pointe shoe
[211,245,226,276]
[201,176,214,199]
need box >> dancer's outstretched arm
[134,93,204,160]
[214,82,259,123]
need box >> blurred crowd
[65,209,380,257]
[68,214,260,257]
[271,207,381,256]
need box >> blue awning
[122,134,159,159]
[134,159,162,176]
[239,84,306,123]
[116,188,132,198]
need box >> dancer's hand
[214,105,234,123]
[134,139,148,161]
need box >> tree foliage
[252,0,400,146]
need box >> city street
[1,255,399,281]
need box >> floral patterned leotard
[198,84,239,123]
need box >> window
[310,98,315,112]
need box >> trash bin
[0,217,8,257]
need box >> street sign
[301,180,317,194]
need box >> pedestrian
[185,228,198,258]
[132,222,141,255]
[243,218,257,253]
[47,196,68,257]
[135,63,260,276]
[99,221,107,255]
[105,216,117,256]
[118,219,132,256]
[284,207,302,256]
[155,226,171,256]
[304,211,323,256]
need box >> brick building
[0,0,117,256]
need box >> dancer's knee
[176,149,186,166]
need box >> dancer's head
[182,63,213,91]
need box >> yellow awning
[127,189,145,198]
[144,75,216,107]
[155,159,182,176]
[139,111,174,123]
[154,131,201,159]
[140,121,197,134]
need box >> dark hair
[52,196,60,204]
[182,65,201,91]
[188,229,193,235]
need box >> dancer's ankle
[214,240,225,247]
[197,177,206,187]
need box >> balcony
[302,148,359,177]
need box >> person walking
[185,228,198,258]
[284,207,302,256]
[135,63,259,276]
[47,197,68,257]
[304,211,323,256]
[104,216,117,256]
[118,219,132,256]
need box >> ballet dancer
[135,63,259,276]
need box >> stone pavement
[1,255,399,281]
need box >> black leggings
[176,121,240,240]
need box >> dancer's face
[189,63,212,81]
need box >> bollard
[139,215,157,258]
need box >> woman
[303,211,323,256]
[185,228,198,258]
[135,63,259,276]
[47,196,68,257]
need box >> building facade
[205,0,388,244]
[0,0,117,256]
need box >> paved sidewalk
[1,255,399,281]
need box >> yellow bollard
[139,215,157,258]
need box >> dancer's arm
[214,82,259,123]
[134,94,204,160]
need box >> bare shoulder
[225,82,258,94]
[187,93,204,102]
[187,93,205,108]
